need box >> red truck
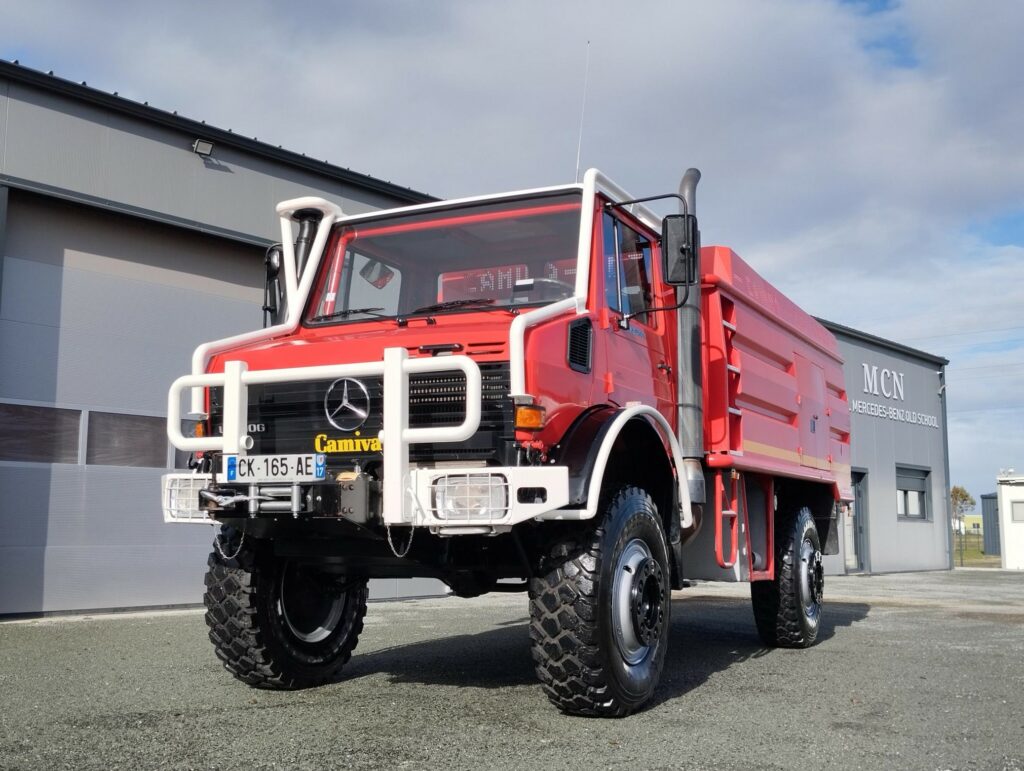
[163,168,852,716]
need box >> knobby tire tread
[528,486,657,717]
[202,532,366,689]
[751,508,818,648]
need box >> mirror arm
[605,193,690,216]
[262,285,276,328]
[617,282,690,329]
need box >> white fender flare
[581,405,693,529]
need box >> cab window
[603,212,654,326]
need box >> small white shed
[996,473,1024,570]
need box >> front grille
[210,362,512,465]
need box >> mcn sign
[863,364,904,401]
[852,363,940,429]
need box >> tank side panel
[700,246,852,498]
[722,248,842,358]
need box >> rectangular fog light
[432,474,508,521]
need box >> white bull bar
[165,346,570,528]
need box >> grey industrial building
[0,61,951,616]
[818,321,951,575]
[0,61,436,615]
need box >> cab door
[597,210,675,419]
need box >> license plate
[221,454,327,484]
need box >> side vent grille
[567,317,592,373]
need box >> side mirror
[263,244,286,327]
[662,214,699,286]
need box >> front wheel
[529,487,671,716]
[203,528,368,689]
[751,506,823,647]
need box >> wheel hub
[612,540,666,665]
[799,538,824,611]
[812,552,824,604]
[630,557,665,646]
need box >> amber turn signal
[514,405,546,430]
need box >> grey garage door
[1,192,443,614]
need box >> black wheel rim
[798,538,823,619]
[278,563,346,644]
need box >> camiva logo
[314,433,382,453]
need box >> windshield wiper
[410,298,497,315]
[311,306,388,323]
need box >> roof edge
[0,59,436,205]
[817,317,950,366]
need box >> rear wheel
[751,507,822,647]
[528,487,670,716]
[203,527,368,689]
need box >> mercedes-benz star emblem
[324,378,371,431]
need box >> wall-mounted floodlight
[192,139,214,157]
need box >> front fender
[550,405,693,530]
[550,406,618,507]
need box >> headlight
[432,474,508,521]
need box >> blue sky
[1,0,1021,505]
[970,211,1024,247]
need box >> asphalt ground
[1,569,1022,771]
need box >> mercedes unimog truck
[163,168,852,716]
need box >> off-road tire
[203,527,368,689]
[751,506,822,647]
[528,487,671,717]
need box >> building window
[1013,501,1024,523]
[86,412,168,468]
[0,403,81,463]
[896,466,930,520]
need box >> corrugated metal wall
[0,192,254,612]
[0,69,443,614]
[0,192,442,614]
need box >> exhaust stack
[680,168,700,218]
[676,169,704,492]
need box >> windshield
[306,192,582,324]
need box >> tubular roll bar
[167,347,482,523]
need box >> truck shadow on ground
[341,596,870,705]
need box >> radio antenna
[574,40,591,183]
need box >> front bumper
[161,464,570,532]
[165,346,578,532]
